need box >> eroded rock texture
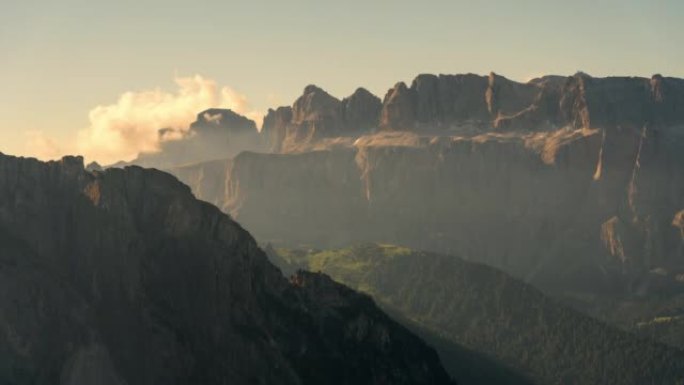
[171,73,684,295]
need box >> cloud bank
[25,131,63,161]
[26,75,261,164]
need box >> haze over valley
[2,1,684,384]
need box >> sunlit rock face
[378,73,539,131]
[289,85,345,141]
[0,153,454,385]
[380,82,417,131]
[171,73,684,295]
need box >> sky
[1,0,682,163]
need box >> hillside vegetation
[269,244,684,385]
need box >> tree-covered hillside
[268,244,684,385]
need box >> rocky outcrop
[261,106,293,152]
[486,73,538,119]
[172,121,684,295]
[380,73,539,131]
[159,73,684,295]
[651,75,684,127]
[191,108,257,134]
[289,85,344,142]
[376,72,684,134]
[340,87,382,132]
[409,74,492,128]
[493,75,565,130]
[118,108,265,169]
[380,82,416,131]
[118,73,684,167]
[86,161,103,172]
[560,74,649,131]
[262,86,383,153]
[0,153,454,385]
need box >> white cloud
[24,130,63,160]
[203,111,224,124]
[26,75,262,164]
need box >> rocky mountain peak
[292,85,342,124]
[262,106,294,152]
[191,108,257,133]
[377,72,684,133]
[380,81,416,130]
[59,155,85,173]
[350,86,376,98]
[341,87,382,132]
[267,85,384,151]
[117,108,263,169]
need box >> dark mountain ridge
[0,153,453,385]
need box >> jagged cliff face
[377,72,684,135]
[262,73,684,152]
[212,130,619,287]
[262,86,381,153]
[341,87,382,133]
[262,106,294,153]
[0,154,453,385]
[170,73,684,294]
[379,73,540,132]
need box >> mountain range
[9,71,684,384]
[149,72,684,300]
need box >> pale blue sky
[1,0,682,160]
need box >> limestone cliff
[262,106,293,153]
[267,86,381,153]
[166,73,684,294]
[174,126,684,294]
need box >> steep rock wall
[174,126,684,293]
